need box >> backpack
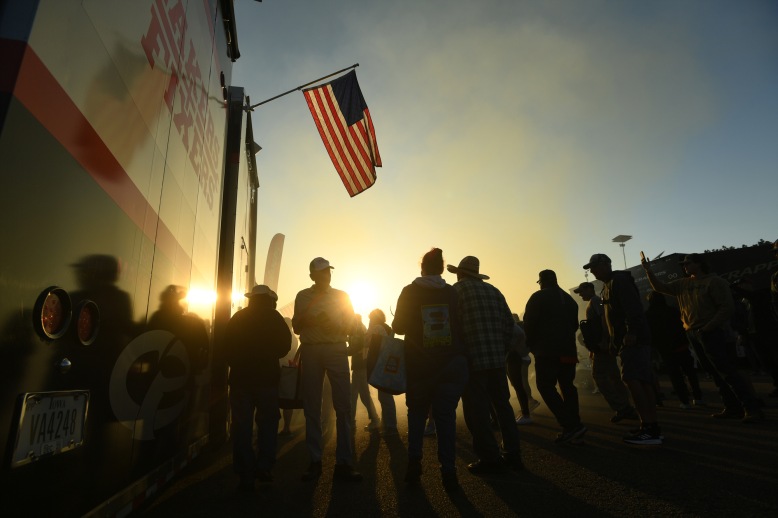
[579,319,603,353]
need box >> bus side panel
[0,1,242,515]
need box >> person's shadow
[67,254,139,492]
[133,285,209,473]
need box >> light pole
[612,235,632,269]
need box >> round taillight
[34,287,72,340]
[75,300,100,345]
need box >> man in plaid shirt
[448,256,522,474]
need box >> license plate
[11,391,90,468]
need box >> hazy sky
[232,0,778,319]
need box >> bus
[0,1,259,515]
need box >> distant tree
[703,239,770,253]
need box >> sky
[232,0,778,320]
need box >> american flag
[303,70,382,197]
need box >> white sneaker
[529,399,541,411]
[515,415,533,425]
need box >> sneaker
[467,459,508,475]
[679,403,692,410]
[424,420,437,436]
[441,470,460,492]
[741,409,765,424]
[404,458,422,487]
[515,415,533,425]
[610,407,638,423]
[555,424,587,444]
[693,399,706,407]
[333,463,363,482]
[711,409,744,419]
[627,427,665,440]
[592,387,600,395]
[623,428,662,445]
[529,399,541,411]
[301,461,322,481]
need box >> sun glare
[345,281,377,319]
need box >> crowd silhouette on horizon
[223,241,778,492]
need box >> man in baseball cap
[523,269,586,444]
[589,252,661,445]
[293,258,361,482]
[573,281,638,424]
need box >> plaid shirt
[453,277,515,371]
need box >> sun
[345,281,377,320]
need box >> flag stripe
[364,108,382,166]
[310,87,359,194]
[303,71,381,196]
[346,121,373,186]
[308,87,361,195]
[318,86,371,190]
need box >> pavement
[138,373,778,517]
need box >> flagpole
[246,63,360,111]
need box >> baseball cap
[583,254,611,270]
[309,257,334,273]
[537,269,557,284]
[573,281,594,294]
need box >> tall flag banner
[303,70,382,197]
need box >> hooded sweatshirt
[391,275,465,381]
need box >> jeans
[663,346,702,404]
[534,355,581,431]
[462,367,521,462]
[591,351,631,412]
[377,389,398,432]
[506,350,530,415]
[229,385,280,476]
[687,328,759,412]
[406,355,468,472]
[351,367,378,424]
[301,343,353,464]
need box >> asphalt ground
[139,371,778,517]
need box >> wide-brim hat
[447,256,489,279]
[245,284,278,301]
[679,254,701,265]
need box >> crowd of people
[222,240,778,492]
